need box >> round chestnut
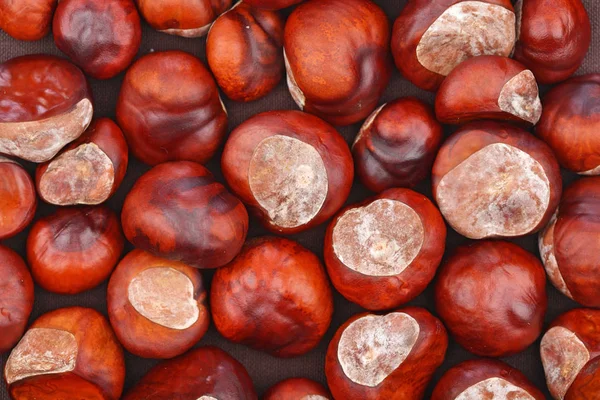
[0,158,37,240]
[116,50,227,166]
[432,121,562,239]
[222,110,353,234]
[566,357,600,400]
[0,0,57,41]
[352,97,442,192]
[283,0,391,126]
[0,55,93,163]
[324,188,446,311]
[26,206,124,295]
[325,307,448,399]
[435,241,547,357]
[211,237,333,357]
[36,118,129,206]
[244,0,303,9]
[121,161,248,268]
[392,0,516,91]
[265,378,331,400]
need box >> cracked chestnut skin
[264,378,331,400]
[0,0,57,41]
[0,159,37,240]
[244,0,303,9]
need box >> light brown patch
[456,378,535,399]
[160,23,212,38]
[580,164,600,175]
[196,397,218,400]
[498,70,542,124]
[302,396,328,400]
[539,211,573,299]
[353,103,385,149]
[284,50,306,109]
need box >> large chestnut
[121,161,248,268]
[211,237,333,357]
[0,0,57,41]
[435,241,547,357]
[265,378,331,400]
[244,0,303,9]
[222,110,353,234]
[432,121,562,239]
[325,307,448,399]
[0,158,37,240]
[283,0,391,126]
[0,55,93,163]
[324,188,446,311]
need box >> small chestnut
[265,378,330,400]
[211,237,333,357]
[244,0,303,9]
[0,0,57,41]
[566,357,600,399]
[0,157,37,240]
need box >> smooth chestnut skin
[116,51,227,166]
[264,378,331,400]
[26,206,124,295]
[10,373,108,400]
[207,3,284,102]
[566,357,600,399]
[244,0,303,9]
[353,98,442,192]
[121,161,248,269]
[211,237,334,357]
[435,241,547,357]
[0,0,57,41]
[53,0,142,80]
[283,0,391,126]
[0,158,37,240]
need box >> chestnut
[435,55,542,125]
[222,110,353,234]
[244,0,303,9]
[325,307,448,399]
[26,206,124,295]
[392,0,516,91]
[211,237,333,357]
[4,307,125,400]
[283,0,391,126]
[432,121,562,239]
[0,158,37,240]
[324,188,446,311]
[265,378,330,400]
[352,97,443,192]
[0,55,93,163]
[566,357,600,399]
[0,0,57,41]
[206,2,284,102]
[36,118,129,206]
[116,50,227,166]
[121,161,248,268]
[52,0,142,80]
[435,241,547,357]
[514,0,591,84]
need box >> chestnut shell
[0,159,37,240]
[0,0,57,41]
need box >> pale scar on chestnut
[284,50,306,109]
[456,378,535,400]
[498,70,542,124]
[539,211,573,299]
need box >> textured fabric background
[1,1,599,398]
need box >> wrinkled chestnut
[26,206,124,295]
[116,50,227,165]
[325,307,448,399]
[567,357,600,400]
[211,237,333,357]
[53,0,142,80]
[206,2,284,102]
[392,0,516,91]
[0,55,93,163]
[121,161,248,268]
[353,97,442,192]
[222,110,353,234]
[36,118,128,206]
[324,188,446,311]
[283,0,391,126]
[0,158,37,240]
[0,0,57,41]
[435,55,542,125]
[4,307,125,400]
[435,241,547,357]
[432,121,562,239]
[265,378,331,400]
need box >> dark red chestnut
[0,0,57,41]
[211,237,333,357]
[566,357,600,399]
[121,161,248,268]
[222,110,353,234]
[265,378,331,400]
[324,188,446,311]
[0,158,37,240]
[244,0,303,9]
[283,0,391,126]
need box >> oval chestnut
[244,0,303,9]
[222,110,353,234]
[265,378,331,400]
[432,121,562,239]
[0,158,37,240]
[0,0,57,41]
[324,188,446,311]
[566,357,600,400]
[283,0,391,126]
[211,237,333,357]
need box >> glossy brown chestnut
[4,307,125,400]
[324,188,446,311]
[0,55,93,163]
[121,161,248,268]
[0,158,36,240]
[244,0,303,9]
[116,50,227,166]
[325,307,448,400]
[36,118,128,206]
[0,0,57,41]
[211,237,333,357]
[353,97,442,192]
[392,0,516,91]
[52,0,142,80]
[514,0,591,84]
[566,357,600,399]
[206,2,284,102]
[283,0,391,126]
[264,378,331,400]
[26,206,124,295]
[435,55,542,125]
[432,121,562,239]
[222,110,353,234]
[435,241,547,357]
